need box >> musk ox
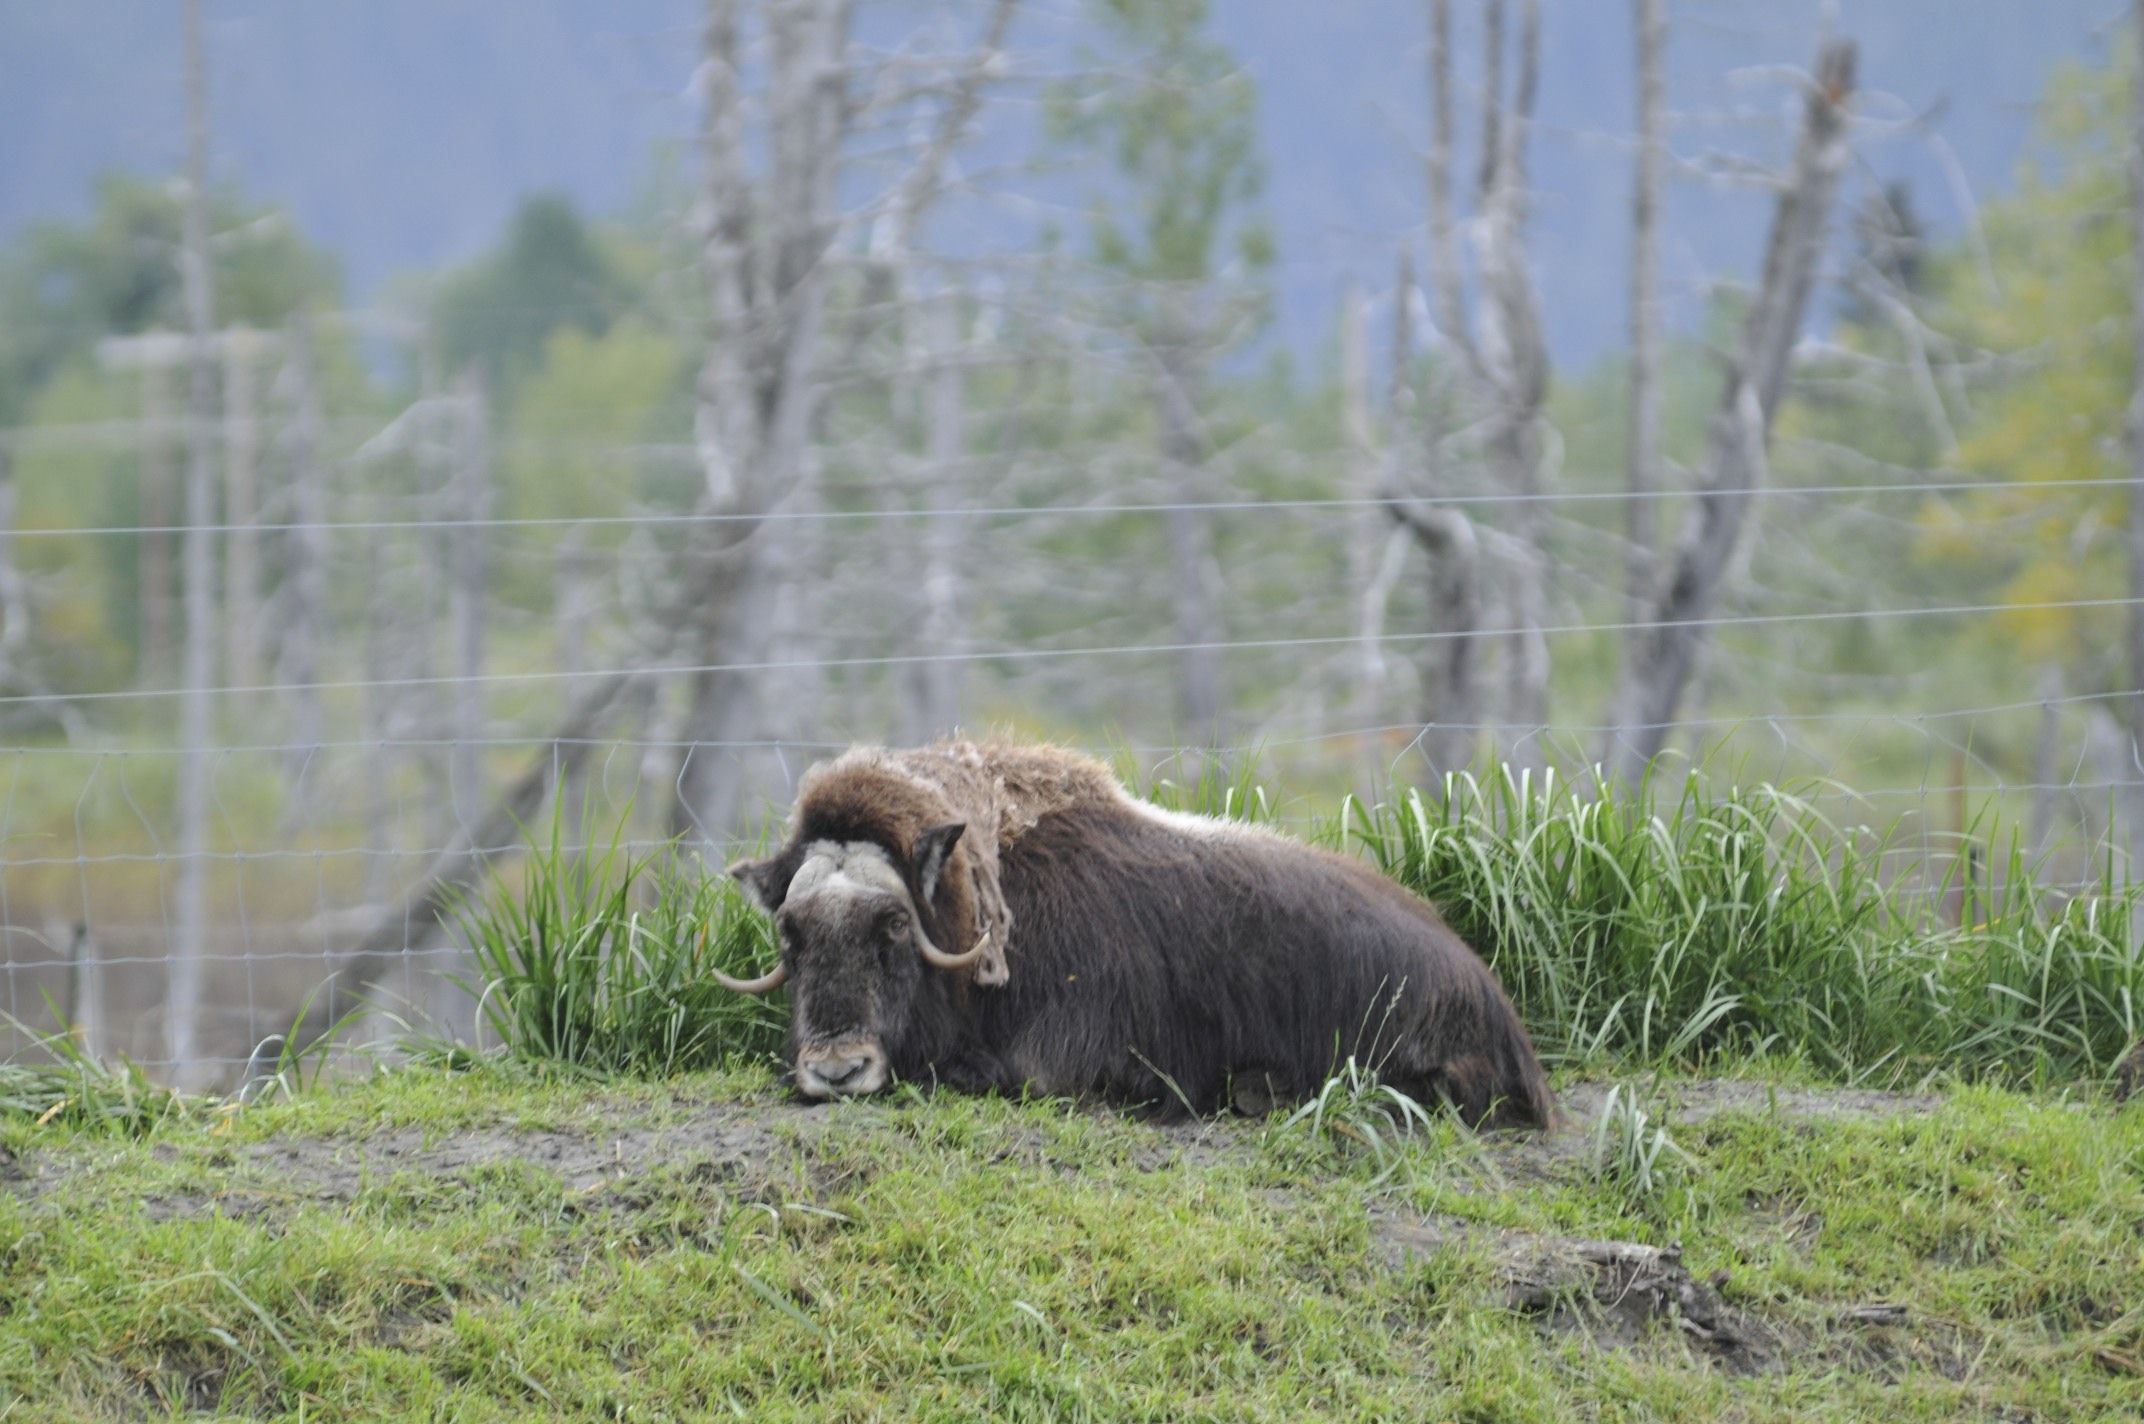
[716,742,1552,1127]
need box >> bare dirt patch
[4,1076,1940,1218]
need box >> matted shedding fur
[733,740,1555,1127]
[791,742,1120,985]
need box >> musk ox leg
[1227,1067,1292,1118]
[1419,1054,1534,1129]
[923,1048,1017,1097]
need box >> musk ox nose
[796,1042,888,1098]
[818,1055,868,1085]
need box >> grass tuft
[1587,1080,1692,1211]
[1357,765,2144,1087]
[0,1018,201,1136]
[448,804,787,1076]
[1270,1056,1439,1169]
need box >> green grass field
[2,1062,2140,1421]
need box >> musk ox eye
[882,910,911,941]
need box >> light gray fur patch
[787,840,916,912]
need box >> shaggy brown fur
[729,741,1553,1127]
[795,744,1120,984]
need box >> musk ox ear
[725,855,783,915]
[912,821,966,904]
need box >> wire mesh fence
[5,1,2141,1090]
[4,433,2140,1086]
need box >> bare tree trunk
[1382,252,1483,778]
[674,0,1010,842]
[556,528,593,682]
[553,529,595,847]
[63,921,102,1061]
[1342,282,1391,791]
[1156,334,1224,743]
[359,473,393,898]
[449,371,489,825]
[671,0,848,848]
[281,313,328,783]
[1625,0,1666,616]
[170,0,218,1087]
[2030,663,2064,857]
[1607,39,1856,783]
[1426,0,1466,357]
[222,328,261,691]
[139,360,174,680]
[1479,0,1550,758]
[908,292,965,741]
[2127,0,2144,761]
[0,446,25,678]
[415,346,454,843]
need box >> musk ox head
[718,821,985,1099]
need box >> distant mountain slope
[0,0,2113,365]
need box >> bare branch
[1607,39,1858,780]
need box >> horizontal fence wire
[9,352,2143,1089]
[1,474,2131,541]
[1,597,2136,709]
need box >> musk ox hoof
[1229,1071,1285,1118]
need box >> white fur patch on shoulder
[1116,795,1283,844]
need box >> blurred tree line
[0,0,2134,837]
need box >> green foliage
[1049,0,1271,286]
[0,172,340,422]
[449,805,788,1076]
[1358,766,2144,1085]
[1909,58,2134,674]
[1047,0,1273,373]
[432,193,632,396]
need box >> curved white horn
[916,923,991,973]
[705,922,789,995]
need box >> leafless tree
[1625,0,1666,617]
[671,0,1016,844]
[1382,250,1484,778]
[449,370,490,826]
[267,0,1023,1051]
[170,0,219,1085]
[0,447,25,682]
[1606,39,1857,783]
[1341,280,1412,789]
[2128,0,2144,759]
[906,291,966,742]
[222,328,262,690]
[1411,0,1550,768]
[278,312,328,783]
[139,358,175,681]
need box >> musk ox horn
[704,921,790,995]
[916,923,991,973]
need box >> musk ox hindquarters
[718,742,1552,1127]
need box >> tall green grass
[1355,766,2144,1086]
[450,809,787,1076]
[448,763,2141,1092]
[0,1019,201,1135]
